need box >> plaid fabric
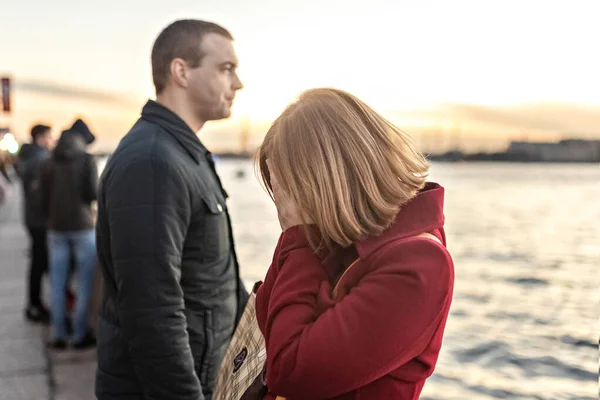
[213,291,267,400]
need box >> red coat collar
[320,182,446,279]
[356,182,445,259]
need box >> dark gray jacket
[95,100,249,400]
[16,143,49,229]
[40,130,98,232]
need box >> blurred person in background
[40,118,98,350]
[16,124,53,323]
[0,151,12,204]
[1,154,10,182]
[255,88,455,400]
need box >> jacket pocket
[201,196,230,261]
[203,194,225,215]
[96,318,140,394]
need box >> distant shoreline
[93,138,600,164]
[93,151,599,164]
[426,152,600,164]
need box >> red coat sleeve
[264,227,453,399]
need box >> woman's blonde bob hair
[256,88,429,252]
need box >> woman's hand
[268,160,310,231]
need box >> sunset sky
[1,0,598,152]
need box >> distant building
[507,139,600,162]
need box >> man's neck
[155,92,205,133]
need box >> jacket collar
[321,182,446,275]
[140,100,209,164]
[355,182,445,259]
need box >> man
[16,124,53,323]
[95,20,248,400]
[40,119,98,350]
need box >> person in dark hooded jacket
[16,124,53,323]
[40,119,98,350]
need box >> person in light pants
[40,119,98,350]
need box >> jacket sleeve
[82,154,98,203]
[38,161,51,221]
[264,227,453,399]
[14,154,24,180]
[20,158,35,195]
[235,276,250,326]
[105,157,203,400]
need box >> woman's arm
[264,227,453,399]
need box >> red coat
[256,182,454,400]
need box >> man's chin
[200,104,232,122]
[205,108,231,122]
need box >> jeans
[48,230,96,341]
[26,226,48,308]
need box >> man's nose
[233,74,243,90]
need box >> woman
[254,88,454,399]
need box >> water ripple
[505,277,549,287]
[560,335,597,350]
[504,355,596,381]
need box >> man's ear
[170,58,188,89]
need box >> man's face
[36,130,53,149]
[185,33,243,123]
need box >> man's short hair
[30,124,50,142]
[151,19,233,94]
